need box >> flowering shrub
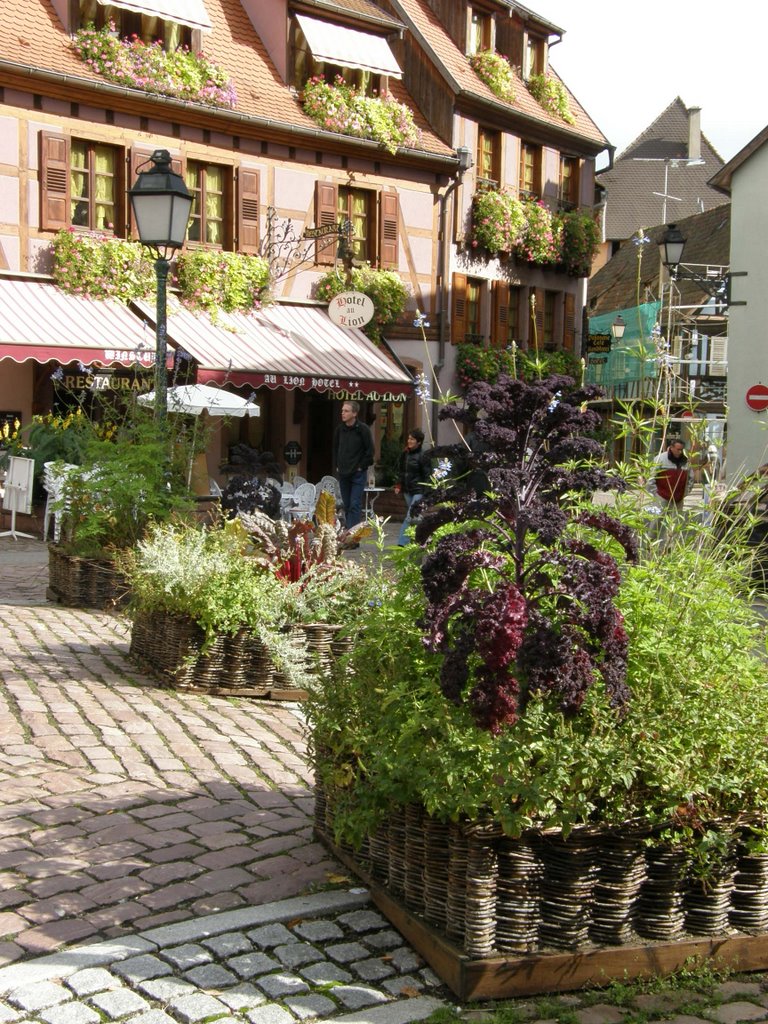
[414,374,635,734]
[53,229,155,302]
[559,209,601,277]
[315,265,408,344]
[72,24,237,108]
[515,199,562,264]
[456,343,516,388]
[526,72,575,124]
[175,250,269,316]
[469,50,516,104]
[471,189,525,255]
[302,76,420,154]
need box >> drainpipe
[434,146,473,442]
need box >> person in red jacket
[650,437,691,510]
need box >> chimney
[688,106,701,161]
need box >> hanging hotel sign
[587,332,612,354]
[327,291,375,329]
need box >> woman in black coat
[394,428,432,545]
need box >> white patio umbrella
[138,384,260,486]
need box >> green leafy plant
[72,23,236,108]
[315,265,408,344]
[456,343,516,388]
[302,76,420,154]
[53,229,155,302]
[469,50,516,104]
[471,189,526,255]
[526,72,575,124]
[174,249,269,316]
[515,199,562,264]
[559,209,601,277]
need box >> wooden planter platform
[315,786,768,1000]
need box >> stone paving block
[88,990,151,1019]
[167,993,230,1023]
[325,943,369,964]
[112,957,173,984]
[65,969,121,997]
[351,958,396,983]
[216,984,266,1012]
[381,975,424,997]
[159,945,213,970]
[715,984,765,1000]
[247,925,296,949]
[244,1005,294,1024]
[8,983,72,1012]
[417,968,441,989]
[386,949,422,974]
[38,1003,101,1024]
[292,921,343,943]
[337,911,388,934]
[182,964,239,990]
[332,985,391,1011]
[283,993,337,1020]
[707,1003,768,1024]
[256,973,310,999]
[299,962,353,986]
[362,931,405,952]
[0,1004,21,1024]
[121,1011,176,1024]
[135,979,196,1002]
[226,953,280,980]
[316,996,447,1024]
[201,934,253,958]
[273,943,324,969]
[574,1006,628,1024]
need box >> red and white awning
[133,298,413,400]
[0,277,156,367]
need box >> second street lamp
[659,223,747,309]
[129,150,193,421]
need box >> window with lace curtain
[186,161,228,248]
[70,140,118,232]
[337,186,372,262]
[73,0,192,50]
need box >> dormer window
[467,6,493,56]
[291,14,401,96]
[523,32,546,79]
[72,0,211,49]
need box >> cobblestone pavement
[6,537,768,1024]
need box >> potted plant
[302,75,420,154]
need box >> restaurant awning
[295,13,402,78]
[132,298,413,401]
[0,277,156,368]
[96,0,213,32]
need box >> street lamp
[129,149,193,421]
[611,315,626,342]
[659,223,746,308]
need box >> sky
[531,0,768,166]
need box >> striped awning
[132,298,413,401]
[96,0,212,32]
[0,277,156,368]
[296,14,402,78]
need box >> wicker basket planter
[129,610,345,700]
[315,777,768,999]
[48,545,128,610]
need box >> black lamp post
[129,150,193,421]
[659,223,746,308]
[611,315,626,342]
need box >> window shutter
[491,280,508,348]
[40,132,70,232]
[563,292,576,352]
[237,167,261,254]
[451,273,467,344]
[379,191,399,269]
[709,335,727,376]
[315,180,338,265]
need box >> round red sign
[746,384,768,412]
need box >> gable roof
[386,0,608,150]
[0,0,454,161]
[588,203,731,317]
[598,98,727,242]
[710,123,768,194]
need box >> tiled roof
[0,0,453,159]
[599,98,727,242]
[588,203,731,317]
[710,123,768,194]
[388,0,607,148]
[294,0,405,30]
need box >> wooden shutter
[315,180,338,265]
[237,167,261,254]
[563,292,576,352]
[451,273,467,345]
[379,191,399,269]
[40,132,70,231]
[491,280,508,348]
[129,147,185,240]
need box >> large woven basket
[48,546,128,610]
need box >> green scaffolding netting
[586,302,661,389]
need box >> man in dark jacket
[333,400,374,529]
